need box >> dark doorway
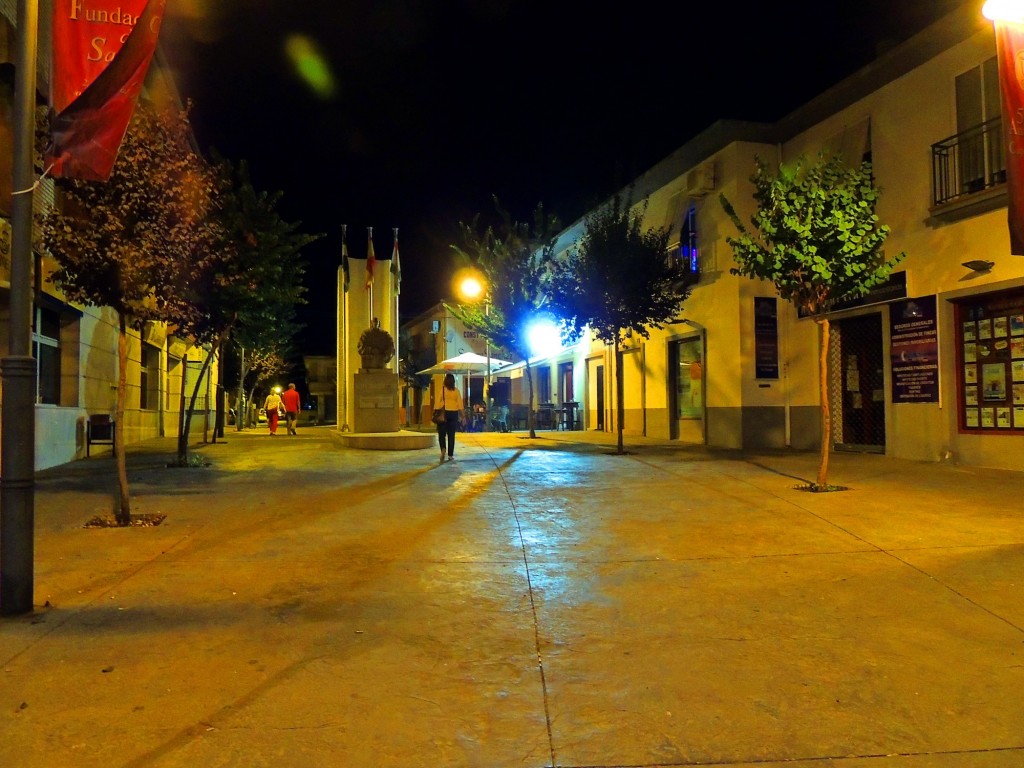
[837,313,885,451]
[489,377,510,406]
[595,365,605,431]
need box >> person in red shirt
[281,383,302,435]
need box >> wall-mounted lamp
[962,259,995,272]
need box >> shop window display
[955,288,1024,433]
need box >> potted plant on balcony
[357,317,395,370]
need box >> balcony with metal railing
[930,117,1007,222]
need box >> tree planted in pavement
[173,155,316,463]
[719,153,905,489]
[41,102,217,524]
[548,192,692,454]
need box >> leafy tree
[172,155,317,462]
[231,339,293,429]
[40,102,216,524]
[548,192,691,454]
[719,153,905,489]
[448,199,561,438]
[243,346,290,426]
[398,327,433,426]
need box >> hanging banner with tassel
[47,0,167,181]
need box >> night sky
[158,0,969,354]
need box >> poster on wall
[890,296,939,403]
[982,362,1007,401]
[753,297,779,379]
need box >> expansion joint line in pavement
[712,463,1024,638]
[478,444,559,768]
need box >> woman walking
[434,373,464,462]
[263,389,283,436]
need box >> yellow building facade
[509,4,1023,471]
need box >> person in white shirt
[435,373,464,462]
[263,390,283,436]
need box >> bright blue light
[526,317,562,358]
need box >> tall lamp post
[458,274,491,429]
[1,0,39,616]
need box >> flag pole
[339,224,349,431]
[366,226,374,326]
[391,225,399,385]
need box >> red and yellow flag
[365,230,376,290]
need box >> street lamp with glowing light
[525,316,563,359]
[983,0,1024,23]
[455,271,492,426]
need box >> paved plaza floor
[1,426,1022,767]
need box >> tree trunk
[178,333,226,465]
[236,345,247,432]
[247,383,258,428]
[213,336,227,442]
[177,356,189,457]
[817,317,831,487]
[525,358,536,439]
[114,313,131,525]
[615,338,625,455]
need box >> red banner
[46,0,166,181]
[995,21,1024,255]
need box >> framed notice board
[955,288,1024,434]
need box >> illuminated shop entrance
[669,336,704,442]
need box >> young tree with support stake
[720,153,905,490]
[548,192,692,455]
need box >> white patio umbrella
[418,352,513,423]
[416,351,511,376]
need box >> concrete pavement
[1,426,1022,767]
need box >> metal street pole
[484,296,491,430]
[1,0,39,616]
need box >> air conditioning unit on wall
[685,162,715,197]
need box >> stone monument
[353,318,399,433]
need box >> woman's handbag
[432,391,447,424]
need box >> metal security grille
[827,323,844,445]
[830,313,886,452]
